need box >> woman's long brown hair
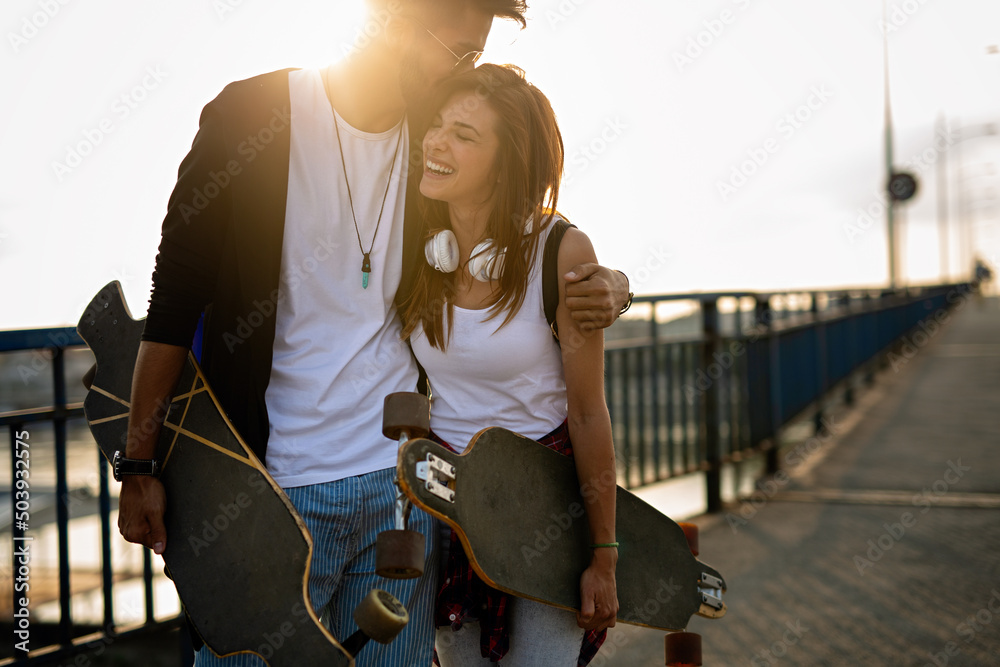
[400,64,564,349]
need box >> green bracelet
[590,542,619,549]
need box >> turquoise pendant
[362,253,371,290]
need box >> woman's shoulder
[555,224,598,276]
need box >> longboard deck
[397,429,726,632]
[78,282,353,667]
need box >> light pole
[880,1,918,288]
[950,123,998,279]
[936,113,949,281]
[883,0,897,288]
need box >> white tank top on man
[264,68,420,488]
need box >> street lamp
[881,1,919,289]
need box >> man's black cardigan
[142,69,425,461]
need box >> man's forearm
[125,341,188,459]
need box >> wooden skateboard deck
[396,429,726,632]
[78,282,355,666]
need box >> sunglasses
[412,17,483,72]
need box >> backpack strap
[542,217,576,343]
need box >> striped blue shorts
[193,466,439,667]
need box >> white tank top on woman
[409,223,567,451]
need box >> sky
[1,0,999,330]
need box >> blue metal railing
[1,281,972,663]
[1,328,183,666]
[603,282,972,511]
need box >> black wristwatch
[112,451,161,481]
[616,270,634,315]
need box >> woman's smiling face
[420,91,501,209]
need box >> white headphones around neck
[424,230,505,282]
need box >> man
[117,1,631,664]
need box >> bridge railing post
[811,292,829,435]
[701,298,722,513]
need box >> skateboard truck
[376,392,432,579]
[698,572,725,617]
[415,453,456,502]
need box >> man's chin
[400,79,428,108]
[398,59,431,108]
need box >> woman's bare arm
[556,227,619,631]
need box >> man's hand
[118,340,186,556]
[564,264,630,330]
[118,476,167,555]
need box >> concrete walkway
[601,295,1000,666]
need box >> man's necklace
[331,101,405,290]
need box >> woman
[400,64,619,666]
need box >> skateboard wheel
[353,589,409,644]
[83,363,97,390]
[678,522,699,556]
[665,631,702,666]
[382,392,430,441]
[375,529,426,579]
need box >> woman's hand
[577,547,619,631]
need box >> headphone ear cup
[424,230,459,273]
[468,240,504,282]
